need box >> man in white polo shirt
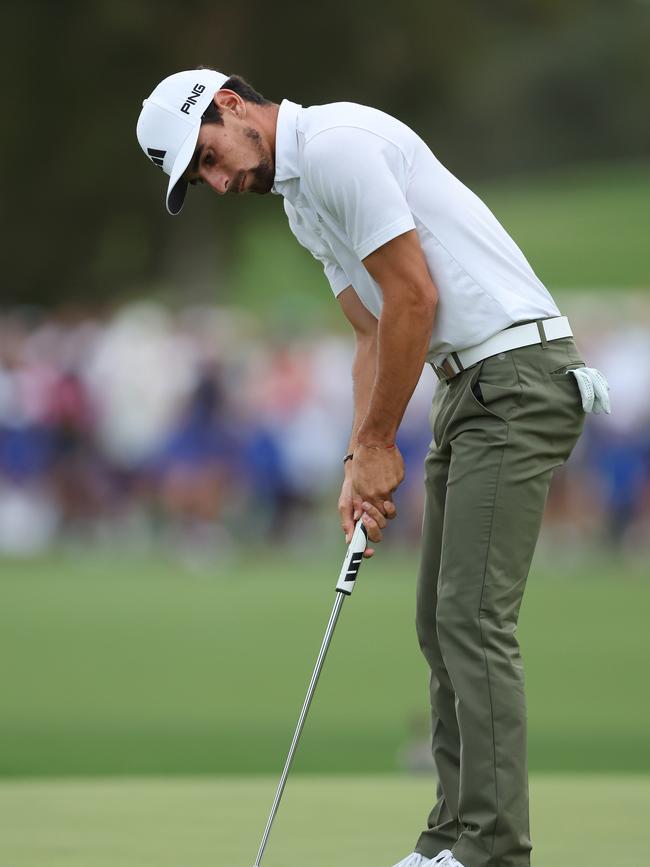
[136,69,609,867]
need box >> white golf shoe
[391,855,431,867]
[392,849,465,867]
[430,850,466,867]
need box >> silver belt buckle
[432,363,447,382]
[432,357,459,381]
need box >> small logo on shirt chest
[316,213,324,223]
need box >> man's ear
[215,89,244,117]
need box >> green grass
[232,161,650,323]
[1,551,648,776]
[480,162,650,290]
[0,775,647,866]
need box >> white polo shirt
[272,99,560,365]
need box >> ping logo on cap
[181,83,206,115]
[147,147,166,168]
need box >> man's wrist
[356,440,396,451]
[356,425,397,448]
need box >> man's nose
[203,171,230,195]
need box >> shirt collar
[272,99,302,192]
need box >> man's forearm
[357,293,435,445]
[347,335,377,453]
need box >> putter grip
[335,520,368,595]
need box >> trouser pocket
[467,352,523,423]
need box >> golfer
[136,69,610,867]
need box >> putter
[252,518,369,867]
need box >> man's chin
[250,179,274,195]
[248,163,275,195]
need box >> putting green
[1,553,649,776]
[0,775,646,866]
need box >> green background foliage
[5,0,650,304]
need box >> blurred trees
[3,0,650,305]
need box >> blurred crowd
[0,298,649,561]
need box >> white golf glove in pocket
[567,367,611,414]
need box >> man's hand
[338,460,399,557]
[352,443,404,508]
[342,443,401,549]
[338,473,375,558]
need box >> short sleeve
[303,127,416,261]
[283,199,350,297]
[314,252,351,297]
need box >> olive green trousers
[414,333,586,867]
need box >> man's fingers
[358,499,398,544]
[360,510,383,543]
[362,501,387,529]
[342,488,397,550]
[342,508,367,543]
[383,500,397,519]
[358,496,397,519]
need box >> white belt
[432,316,573,381]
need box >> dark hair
[198,72,272,126]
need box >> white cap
[136,69,229,215]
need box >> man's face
[185,95,275,196]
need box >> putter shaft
[252,520,368,867]
[253,590,346,867]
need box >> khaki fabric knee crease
[414,336,586,867]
